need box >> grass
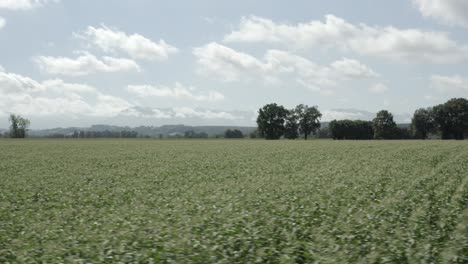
[0,139,467,263]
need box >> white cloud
[193,42,379,94]
[0,70,130,117]
[430,74,468,92]
[76,25,178,61]
[127,82,224,102]
[34,52,141,76]
[0,0,58,10]
[0,65,4,71]
[172,107,237,120]
[369,83,389,94]
[0,17,5,29]
[413,0,468,28]
[331,58,379,79]
[193,42,266,82]
[224,15,467,63]
[321,109,369,121]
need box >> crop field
[0,139,467,263]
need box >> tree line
[256,104,322,140]
[256,98,468,140]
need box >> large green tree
[295,104,322,140]
[284,110,299,140]
[372,110,398,139]
[9,114,30,138]
[411,108,435,139]
[256,103,288,140]
[433,98,468,140]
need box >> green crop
[0,139,467,263]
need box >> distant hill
[28,124,257,138]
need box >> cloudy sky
[1,0,467,128]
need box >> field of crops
[0,139,467,263]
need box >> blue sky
[0,0,467,128]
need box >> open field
[0,139,467,263]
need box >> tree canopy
[256,103,288,140]
[295,104,322,140]
[9,114,30,138]
[372,110,398,139]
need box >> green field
[0,140,467,263]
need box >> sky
[0,0,467,129]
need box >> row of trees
[70,130,138,138]
[224,129,244,138]
[329,110,410,140]
[256,104,322,140]
[257,98,468,140]
[412,98,468,140]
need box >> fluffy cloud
[331,58,379,79]
[0,0,58,10]
[119,107,240,121]
[224,15,467,63]
[34,52,141,76]
[430,74,468,92]
[193,42,378,94]
[127,82,224,102]
[76,25,178,61]
[193,42,265,82]
[413,0,468,28]
[322,109,371,121]
[0,69,130,117]
[0,17,5,29]
[368,83,389,94]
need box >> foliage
[411,108,435,139]
[184,130,209,138]
[329,120,374,140]
[432,98,468,140]
[224,129,244,139]
[256,103,288,140]
[249,129,259,139]
[284,110,299,140]
[295,104,322,140]
[372,110,399,139]
[8,114,30,138]
[0,140,467,262]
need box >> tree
[329,120,374,140]
[284,110,299,139]
[411,108,435,139]
[295,104,322,140]
[433,98,468,140]
[249,129,259,139]
[256,103,288,140]
[372,110,398,139]
[224,129,244,138]
[9,114,30,138]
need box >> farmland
[0,139,467,263]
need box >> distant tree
[372,110,398,139]
[9,114,30,138]
[398,127,412,139]
[329,120,373,140]
[184,130,208,139]
[284,110,299,139]
[411,108,435,139]
[256,103,288,140]
[159,134,163,139]
[317,127,331,139]
[295,104,322,140]
[249,129,259,139]
[433,98,468,140]
[224,129,244,138]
